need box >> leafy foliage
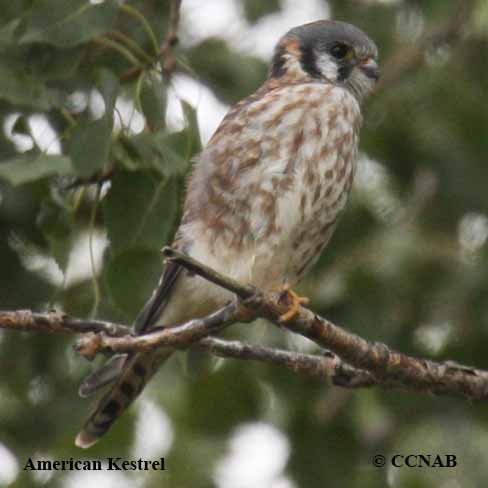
[20,0,118,47]
[0,154,72,185]
[103,170,177,253]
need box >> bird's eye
[330,43,352,60]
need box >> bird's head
[270,20,379,103]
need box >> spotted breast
[179,79,361,292]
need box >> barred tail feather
[75,349,173,448]
[78,354,128,398]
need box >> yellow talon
[279,284,309,321]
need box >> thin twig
[73,301,247,359]
[93,36,141,68]
[88,184,102,319]
[108,31,154,64]
[63,168,115,191]
[120,0,182,83]
[197,337,377,388]
[120,4,160,55]
[0,310,130,336]
[161,0,182,78]
[162,247,256,300]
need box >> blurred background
[1,0,488,486]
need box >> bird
[75,19,379,448]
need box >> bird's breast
[247,86,361,286]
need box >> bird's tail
[75,349,173,448]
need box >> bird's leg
[278,283,309,321]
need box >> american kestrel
[76,20,379,448]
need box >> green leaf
[110,138,140,171]
[27,44,83,82]
[105,248,162,317]
[0,18,21,46]
[103,171,177,253]
[151,131,191,177]
[116,131,188,178]
[139,73,167,131]
[0,2,32,26]
[133,102,200,177]
[98,68,119,116]
[69,117,112,178]
[116,133,157,171]
[20,0,117,47]
[181,101,202,155]
[0,154,73,185]
[0,62,51,109]
[37,198,73,271]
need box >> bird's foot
[278,284,309,321]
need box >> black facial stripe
[299,44,321,79]
[270,45,287,78]
[338,64,353,82]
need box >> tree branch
[2,247,488,401]
[197,337,377,389]
[0,310,130,337]
[73,301,247,359]
[162,247,488,401]
[120,0,182,82]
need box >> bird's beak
[359,57,380,81]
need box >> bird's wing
[133,259,182,334]
[78,259,181,397]
[78,354,128,398]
